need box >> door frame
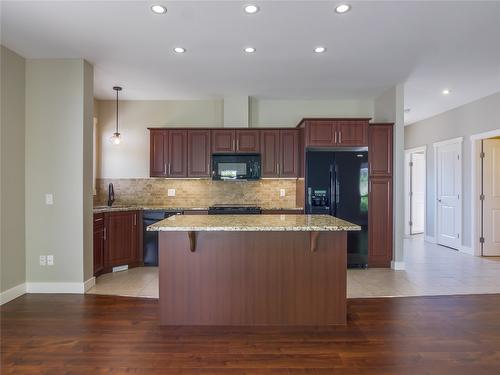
[404,146,427,237]
[433,137,463,250]
[470,128,500,256]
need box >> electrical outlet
[167,189,176,197]
[280,189,286,197]
[45,194,53,205]
[39,255,47,266]
[47,255,54,266]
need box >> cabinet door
[307,121,335,146]
[150,130,168,177]
[368,177,393,267]
[280,129,299,177]
[105,211,138,268]
[168,130,188,177]
[336,121,368,146]
[93,214,105,276]
[188,130,211,177]
[369,124,393,176]
[212,130,235,153]
[260,130,280,177]
[236,130,260,152]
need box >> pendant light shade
[110,86,122,145]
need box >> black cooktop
[208,204,261,215]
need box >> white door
[482,139,500,256]
[436,141,461,249]
[410,152,425,234]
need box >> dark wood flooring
[2,294,500,374]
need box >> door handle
[168,163,171,175]
[339,131,342,143]
[438,199,442,203]
[334,131,337,144]
[164,162,167,174]
[103,227,107,241]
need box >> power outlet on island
[280,189,286,197]
[167,189,176,197]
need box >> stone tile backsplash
[95,178,302,209]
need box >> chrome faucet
[107,183,115,207]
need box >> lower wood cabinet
[93,211,143,276]
[368,177,393,267]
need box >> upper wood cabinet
[261,129,299,177]
[368,123,393,176]
[301,119,369,147]
[149,129,187,177]
[212,129,260,153]
[187,130,211,177]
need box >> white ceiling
[1,1,499,124]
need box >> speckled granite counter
[147,214,359,232]
[93,206,304,214]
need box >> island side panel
[158,231,347,325]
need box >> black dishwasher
[143,210,181,266]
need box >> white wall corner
[0,283,27,305]
[391,261,406,270]
[84,277,96,292]
[26,282,86,294]
[424,235,436,243]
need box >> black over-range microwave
[212,154,261,180]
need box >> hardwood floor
[2,294,500,374]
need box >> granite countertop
[147,214,360,232]
[93,206,304,213]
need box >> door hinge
[480,152,485,159]
[409,161,413,167]
[457,154,460,160]
[409,221,413,226]
[480,236,485,244]
[457,233,460,239]
[457,194,460,200]
[480,194,485,201]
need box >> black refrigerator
[306,149,369,268]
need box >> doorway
[405,146,426,236]
[434,137,462,250]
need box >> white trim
[433,137,463,250]
[404,146,427,236]
[26,282,86,294]
[470,128,500,257]
[425,235,436,243]
[432,136,464,148]
[391,261,406,270]
[84,277,96,292]
[0,283,26,305]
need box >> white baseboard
[26,282,86,294]
[84,277,96,292]
[424,235,436,244]
[460,245,473,255]
[391,261,406,270]
[0,283,26,305]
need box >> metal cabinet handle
[133,214,136,226]
[237,139,240,150]
[339,131,342,143]
[334,131,337,144]
[164,162,167,174]
[103,227,107,241]
[168,163,171,175]
[233,139,236,150]
[277,163,280,175]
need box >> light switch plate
[39,255,46,266]
[280,189,286,197]
[167,189,176,197]
[45,194,53,205]
[47,255,54,266]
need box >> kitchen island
[148,214,360,326]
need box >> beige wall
[0,46,26,293]
[25,58,93,285]
[96,98,374,178]
[405,92,500,247]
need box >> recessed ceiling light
[314,46,326,53]
[173,47,186,54]
[244,4,259,14]
[244,47,256,53]
[442,89,451,95]
[151,5,167,14]
[335,4,351,14]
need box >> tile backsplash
[95,178,303,209]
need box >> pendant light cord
[115,89,119,134]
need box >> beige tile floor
[87,236,500,298]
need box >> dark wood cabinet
[149,129,187,177]
[301,119,369,147]
[188,130,211,177]
[150,130,169,177]
[236,130,260,152]
[368,177,393,267]
[368,123,393,176]
[93,214,105,276]
[212,130,235,153]
[261,129,299,177]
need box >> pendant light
[110,86,122,145]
